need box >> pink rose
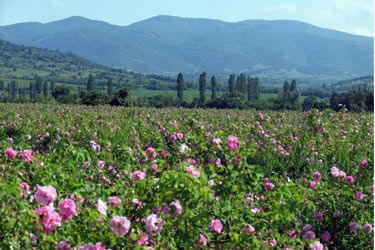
[35,185,57,205]
[321,231,331,242]
[227,136,239,150]
[313,171,321,181]
[210,219,223,234]
[360,160,368,168]
[58,199,77,221]
[111,216,131,236]
[133,170,146,181]
[349,222,359,232]
[269,238,277,247]
[346,176,354,185]
[310,241,324,250]
[4,147,17,159]
[176,133,184,139]
[55,241,71,250]
[265,182,275,191]
[34,205,61,234]
[144,214,163,236]
[95,199,107,215]
[169,200,182,218]
[21,149,34,162]
[199,233,207,246]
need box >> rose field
[0,103,373,250]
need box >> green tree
[228,74,235,94]
[79,90,109,106]
[235,74,247,94]
[0,80,3,91]
[247,77,253,101]
[254,77,260,100]
[199,72,207,104]
[8,81,17,99]
[52,85,70,99]
[29,82,34,100]
[43,81,48,97]
[110,87,130,106]
[302,95,317,111]
[87,74,95,91]
[211,75,217,101]
[107,78,113,98]
[177,73,184,102]
[50,81,55,97]
[289,79,299,104]
[35,76,42,95]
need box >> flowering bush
[0,104,373,249]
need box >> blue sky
[0,0,373,36]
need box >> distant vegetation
[0,15,373,84]
[0,38,372,113]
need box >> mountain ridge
[0,15,373,83]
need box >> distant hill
[331,75,374,92]
[0,15,373,84]
[0,39,175,90]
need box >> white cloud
[330,0,373,14]
[48,0,65,8]
[346,27,374,37]
[260,3,298,14]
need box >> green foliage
[210,75,217,101]
[199,72,207,104]
[234,74,246,94]
[176,73,184,102]
[79,90,109,106]
[107,78,113,98]
[109,87,130,106]
[228,74,235,94]
[52,85,70,99]
[87,74,95,91]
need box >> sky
[0,0,373,37]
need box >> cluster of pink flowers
[111,216,131,236]
[34,205,61,234]
[5,147,17,159]
[132,170,146,181]
[227,136,239,150]
[186,165,201,178]
[89,140,101,152]
[331,167,346,178]
[58,199,77,221]
[144,214,163,236]
[35,185,57,205]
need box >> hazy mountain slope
[0,15,373,82]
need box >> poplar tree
[43,81,48,97]
[107,78,113,97]
[199,72,207,104]
[228,74,235,94]
[87,74,95,90]
[176,73,184,102]
[211,75,217,100]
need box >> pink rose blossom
[94,242,105,250]
[227,136,239,150]
[269,238,277,247]
[349,222,359,232]
[186,165,201,178]
[265,182,275,190]
[199,233,207,246]
[176,133,184,139]
[170,135,177,142]
[133,170,146,181]
[21,149,34,162]
[58,199,77,221]
[111,216,131,236]
[144,214,163,236]
[55,241,71,250]
[108,196,121,208]
[210,219,223,234]
[331,167,340,177]
[4,147,17,159]
[242,224,255,234]
[310,241,324,250]
[314,211,324,222]
[321,231,331,242]
[310,181,318,189]
[79,244,94,250]
[355,191,363,200]
[170,200,182,218]
[303,224,313,231]
[96,199,107,215]
[363,223,373,233]
[304,230,316,240]
[313,171,321,181]
[346,176,354,185]
[34,205,61,234]
[35,185,57,205]
[360,160,368,168]
[97,161,105,168]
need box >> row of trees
[176,72,261,104]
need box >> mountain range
[0,15,373,83]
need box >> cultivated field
[0,104,373,249]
